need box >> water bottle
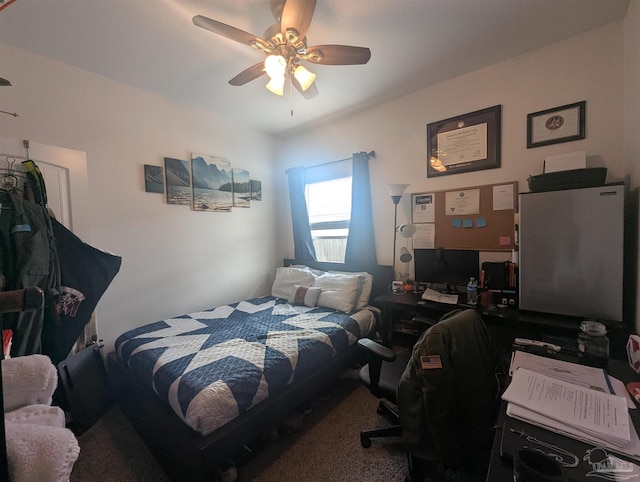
[466,277,478,304]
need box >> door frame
[0,136,91,241]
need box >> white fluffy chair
[2,354,80,481]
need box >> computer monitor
[414,248,480,291]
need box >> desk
[372,292,632,359]
[486,357,640,481]
[373,292,458,346]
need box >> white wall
[625,0,640,334]
[0,44,280,354]
[275,21,632,313]
[1,14,637,355]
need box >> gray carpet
[70,374,409,481]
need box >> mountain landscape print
[144,164,164,193]
[250,180,262,201]
[191,154,233,212]
[164,157,191,205]
[233,168,250,208]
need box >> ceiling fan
[192,0,371,99]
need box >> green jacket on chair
[397,309,498,475]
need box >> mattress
[115,295,376,436]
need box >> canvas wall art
[164,157,191,205]
[191,154,233,212]
[144,165,164,193]
[232,168,251,208]
[250,180,262,201]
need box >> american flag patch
[420,355,442,369]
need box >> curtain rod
[285,150,375,174]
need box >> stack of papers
[421,288,458,304]
[504,353,640,458]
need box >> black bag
[57,343,112,433]
[42,218,122,365]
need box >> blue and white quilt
[115,296,376,436]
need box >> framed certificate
[527,101,586,148]
[426,105,502,178]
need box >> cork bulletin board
[411,181,518,251]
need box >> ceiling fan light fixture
[293,65,316,91]
[264,55,287,79]
[193,2,372,101]
[266,75,285,96]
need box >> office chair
[357,338,412,447]
[358,309,498,479]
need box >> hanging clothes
[1,157,121,363]
[0,189,60,357]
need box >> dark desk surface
[374,292,590,328]
[373,292,632,360]
[486,357,640,481]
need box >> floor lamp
[386,183,410,288]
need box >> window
[306,176,352,263]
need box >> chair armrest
[358,338,396,362]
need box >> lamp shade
[293,65,316,91]
[386,183,410,199]
[399,246,413,263]
[396,223,416,238]
[266,76,285,96]
[264,55,287,79]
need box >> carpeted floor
[70,374,409,481]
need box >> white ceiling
[0,0,631,137]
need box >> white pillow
[290,264,326,277]
[329,270,373,310]
[313,272,362,313]
[271,267,317,299]
[287,285,322,307]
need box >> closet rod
[285,150,375,174]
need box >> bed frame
[107,259,391,481]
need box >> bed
[107,259,391,481]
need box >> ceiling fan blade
[292,76,319,99]
[229,63,266,86]
[270,0,285,21]
[193,15,266,49]
[280,0,316,44]
[305,45,371,65]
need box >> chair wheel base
[360,434,372,448]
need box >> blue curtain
[345,152,377,265]
[287,166,317,261]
